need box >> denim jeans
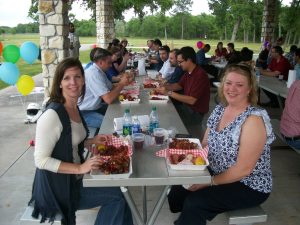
[285,138,300,151]
[81,110,104,128]
[169,182,269,225]
[77,183,133,225]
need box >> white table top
[259,75,288,98]
[211,61,227,69]
[83,74,211,187]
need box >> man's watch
[167,90,173,96]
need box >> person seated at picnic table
[156,45,175,80]
[159,48,185,110]
[109,43,130,73]
[79,48,133,129]
[165,48,184,84]
[143,39,156,55]
[260,46,291,80]
[214,41,227,59]
[120,38,129,55]
[284,45,297,68]
[225,42,239,63]
[267,37,284,65]
[28,57,133,225]
[155,46,210,139]
[168,63,275,225]
[149,38,164,71]
[106,45,126,83]
[108,38,129,71]
[196,44,219,79]
[256,41,271,69]
[295,48,300,80]
[280,80,300,151]
[240,47,254,67]
[224,47,254,68]
[260,45,292,108]
[84,47,100,70]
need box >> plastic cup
[132,133,145,150]
[153,128,166,145]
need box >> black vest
[29,102,88,225]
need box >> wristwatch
[167,90,173,96]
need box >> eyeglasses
[177,60,185,65]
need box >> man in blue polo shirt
[79,48,133,128]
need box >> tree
[171,0,193,39]
[208,0,230,40]
[28,0,174,21]
[278,0,300,45]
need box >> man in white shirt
[79,48,132,128]
[158,45,175,80]
[68,23,81,59]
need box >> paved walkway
[0,73,300,225]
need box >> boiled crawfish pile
[98,145,130,174]
[169,138,198,149]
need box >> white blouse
[34,109,86,173]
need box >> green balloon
[3,45,20,63]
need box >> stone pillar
[261,0,277,43]
[39,0,69,97]
[96,0,115,48]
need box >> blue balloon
[20,41,39,64]
[0,62,20,85]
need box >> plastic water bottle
[123,108,132,136]
[255,67,260,83]
[132,115,141,134]
[149,106,159,134]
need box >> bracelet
[210,176,217,186]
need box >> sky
[0,0,292,27]
[0,0,209,27]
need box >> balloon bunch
[196,41,205,49]
[0,41,39,96]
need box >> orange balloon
[0,41,3,55]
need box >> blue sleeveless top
[207,104,275,193]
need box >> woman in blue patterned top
[168,63,275,225]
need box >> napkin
[287,70,296,88]
[147,70,157,79]
[138,59,147,76]
[114,115,150,131]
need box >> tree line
[1,0,299,45]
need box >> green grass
[0,34,275,90]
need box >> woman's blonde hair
[218,63,258,106]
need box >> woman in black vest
[29,58,133,225]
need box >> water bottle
[123,108,132,136]
[149,106,159,134]
[255,67,260,83]
[132,115,141,134]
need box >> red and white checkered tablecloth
[155,146,208,159]
[107,135,133,156]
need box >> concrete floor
[0,74,300,225]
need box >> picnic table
[83,72,211,225]
[259,75,288,109]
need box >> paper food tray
[149,95,169,103]
[166,157,209,171]
[143,81,159,89]
[90,157,132,179]
[120,98,140,104]
[166,138,208,170]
